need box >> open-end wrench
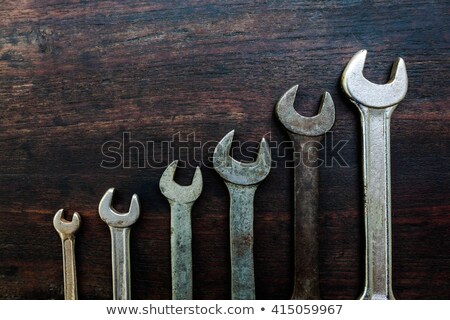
[213,130,271,300]
[99,188,140,300]
[160,160,203,300]
[276,85,335,300]
[341,49,408,300]
[53,209,81,300]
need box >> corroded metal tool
[53,209,81,300]
[276,85,335,299]
[99,188,140,300]
[213,130,271,300]
[160,160,203,300]
[341,49,408,300]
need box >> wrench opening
[276,85,335,136]
[341,49,408,108]
[98,188,140,228]
[53,209,81,237]
[160,160,203,204]
[213,130,271,186]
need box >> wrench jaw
[341,49,408,109]
[159,160,203,204]
[275,85,335,137]
[213,130,271,186]
[98,188,140,228]
[53,209,81,239]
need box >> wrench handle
[60,236,78,300]
[110,226,132,300]
[359,106,396,300]
[170,202,194,300]
[226,182,258,300]
[290,134,322,300]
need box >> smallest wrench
[53,209,81,300]
[99,188,140,300]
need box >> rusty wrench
[341,50,408,300]
[213,130,271,300]
[276,85,335,299]
[160,160,203,300]
[53,209,81,300]
[99,188,140,300]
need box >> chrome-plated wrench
[276,85,335,299]
[341,49,408,300]
[53,209,81,300]
[99,188,140,300]
[160,160,203,300]
[213,130,271,300]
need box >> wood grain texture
[0,0,448,299]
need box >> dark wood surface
[0,0,448,300]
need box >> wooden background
[0,0,448,299]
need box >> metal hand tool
[53,209,81,300]
[98,188,140,300]
[341,49,408,300]
[160,160,203,300]
[276,85,335,299]
[213,130,271,300]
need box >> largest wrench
[341,50,408,300]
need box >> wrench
[213,130,271,300]
[53,209,81,300]
[98,188,140,300]
[276,85,335,299]
[160,160,203,300]
[341,49,408,300]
